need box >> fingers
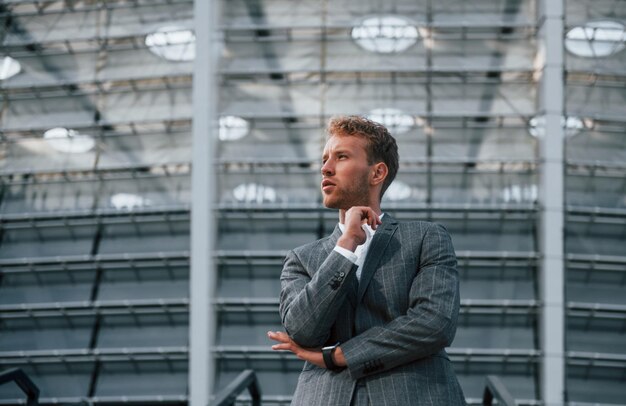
[347,206,381,229]
[271,343,292,351]
[367,207,382,229]
[267,331,299,353]
[266,331,323,366]
[339,206,381,249]
[267,331,290,343]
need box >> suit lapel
[356,214,398,303]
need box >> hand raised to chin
[337,206,382,252]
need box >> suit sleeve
[340,223,460,380]
[279,248,358,348]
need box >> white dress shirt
[333,214,383,281]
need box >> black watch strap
[322,343,343,372]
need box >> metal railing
[0,368,39,406]
[482,375,515,406]
[212,369,261,406]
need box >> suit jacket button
[339,272,345,276]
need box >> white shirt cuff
[333,246,358,264]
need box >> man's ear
[370,162,388,186]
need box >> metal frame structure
[190,1,219,405]
[482,375,516,406]
[212,369,261,406]
[537,1,565,405]
[0,368,39,406]
[1,1,625,405]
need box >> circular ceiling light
[110,193,151,210]
[528,115,584,138]
[145,26,196,61]
[233,183,277,204]
[219,116,250,141]
[367,108,415,135]
[43,127,96,153]
[383,180,412,202]
[502,184,537,204]
[0,56,21,80]
[565,20,626,58]
[351,16,419,53]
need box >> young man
[268,116,466,405]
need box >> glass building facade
[0,1,624,405]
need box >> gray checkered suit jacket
[279,214,466,405]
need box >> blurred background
[0,0,624,405]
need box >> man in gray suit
[268,115,466,405]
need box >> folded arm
[279,248,357,348]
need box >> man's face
[320,134,372,210]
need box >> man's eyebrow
[322,148,351,159]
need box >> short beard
[323,176,371,210]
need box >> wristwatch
[322,342,343,372]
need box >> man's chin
[323,198,353,211]
[322,196,341,209]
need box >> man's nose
[321,159,334,176]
